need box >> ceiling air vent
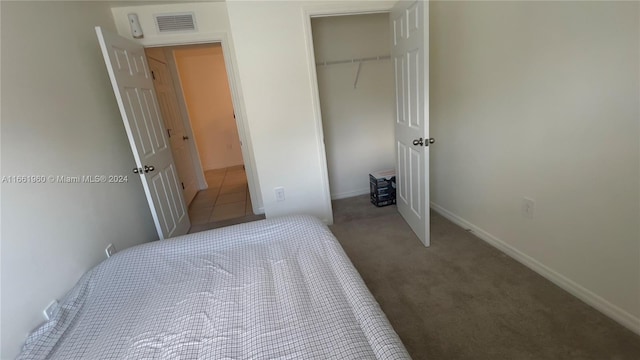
[154,12,196,33]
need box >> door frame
[142,32,263,214]
[302,2,396,223]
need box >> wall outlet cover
[522,197,535,219]
[105,244,116,258]
[43,300,58,321]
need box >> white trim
[133,33,225,48]
[144,32,264,215]
[301,9,332,225]
[331,188,370,200]
[217,34,264,215]
[430,201,640,336]
[301,1,395,225]
[304,2,395,18]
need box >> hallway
[187,165,264,233]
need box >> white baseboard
[331,188,370,200]
[430,202,640,336]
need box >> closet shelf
[315,54,391,67]
[316,54,391,89]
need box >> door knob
[132,167,141,174]
[412,138,424,146]
[183,136,189,140]
[144,165,155,173]
[429,138,435,144]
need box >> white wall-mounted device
[128,13,144,39]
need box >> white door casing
[391,0,430,246]
[146,55,198,206]
[96,27,190,239]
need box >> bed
[18,215,410,359]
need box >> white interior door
[391,0,430,246]
[96,27,190,239]
[146,55,199,206]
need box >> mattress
[18,215,410,359]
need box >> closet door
[391,0,431,246]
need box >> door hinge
[151,70,156,80]
[167,128,171,138]
[181,182,185,190]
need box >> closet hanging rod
[316,54,391,67]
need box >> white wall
[0,1,158,358]
[174,44,244,171]
[225,1,332,221]
[312,14,395,199]
[225,0,394,222]
[430,1,640,332]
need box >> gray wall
[1,2,157,358]
[430,0,639,329]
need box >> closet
[311,13,395,200]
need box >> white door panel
[394,56,406,124]
[391,0,430,246]
[151,163,186,235]
[96,27,190,239]
[397,142,408,203]
[409,147,421,216]
[147,55,198,205]
[408,48,420,128]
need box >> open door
[391,0,431,246]
[146,53,199,205]
[96,27,190,239]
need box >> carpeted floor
[329,195,640,360]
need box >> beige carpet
[329,195,640,360]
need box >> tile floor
[187,165,264,233]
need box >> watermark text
[1,175,129,184]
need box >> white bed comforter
[18,215,410,359]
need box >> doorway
[307,1,431,245]
[310,14,395,199]
[145,43,264,232]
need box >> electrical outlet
[43,300,58,320]
[105,244,116,258]
[522,198,535,219]
[275,187,285,202]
